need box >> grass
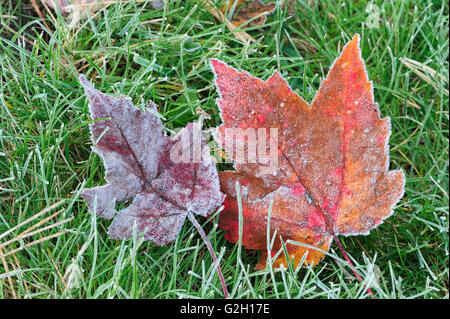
[0,0,448,298]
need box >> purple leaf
[80,75,224,245]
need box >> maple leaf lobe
[79,75,224,245]
[211,34,405,269]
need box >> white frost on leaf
[79,75,224,246]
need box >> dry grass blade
[0,199,71,297]
[400,57,449,96]
[0,200,71,261]
[30,0,53,31]
[17,209,63,238]
[63,232,94,290]
[392,93,420,109]
[0,247,17,298]
[0,200,65,241]
[0,213,72,251]
[0,22,35,47]
[200,0,255,43]
[0,230,73,259]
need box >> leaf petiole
[187,211,229,298]
[333,234,375,297]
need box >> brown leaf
[80,75,224,245]
[202,0,256,43]
[220,0,276,27]
[210,34,405,269]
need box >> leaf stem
[333,234,375,297]
[187,211,229,298]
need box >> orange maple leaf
[211,34,405,270]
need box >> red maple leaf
[211,34,405,270]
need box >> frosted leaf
[80,75,224,245]
[211,34,405,269]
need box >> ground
[0,0,448,298]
